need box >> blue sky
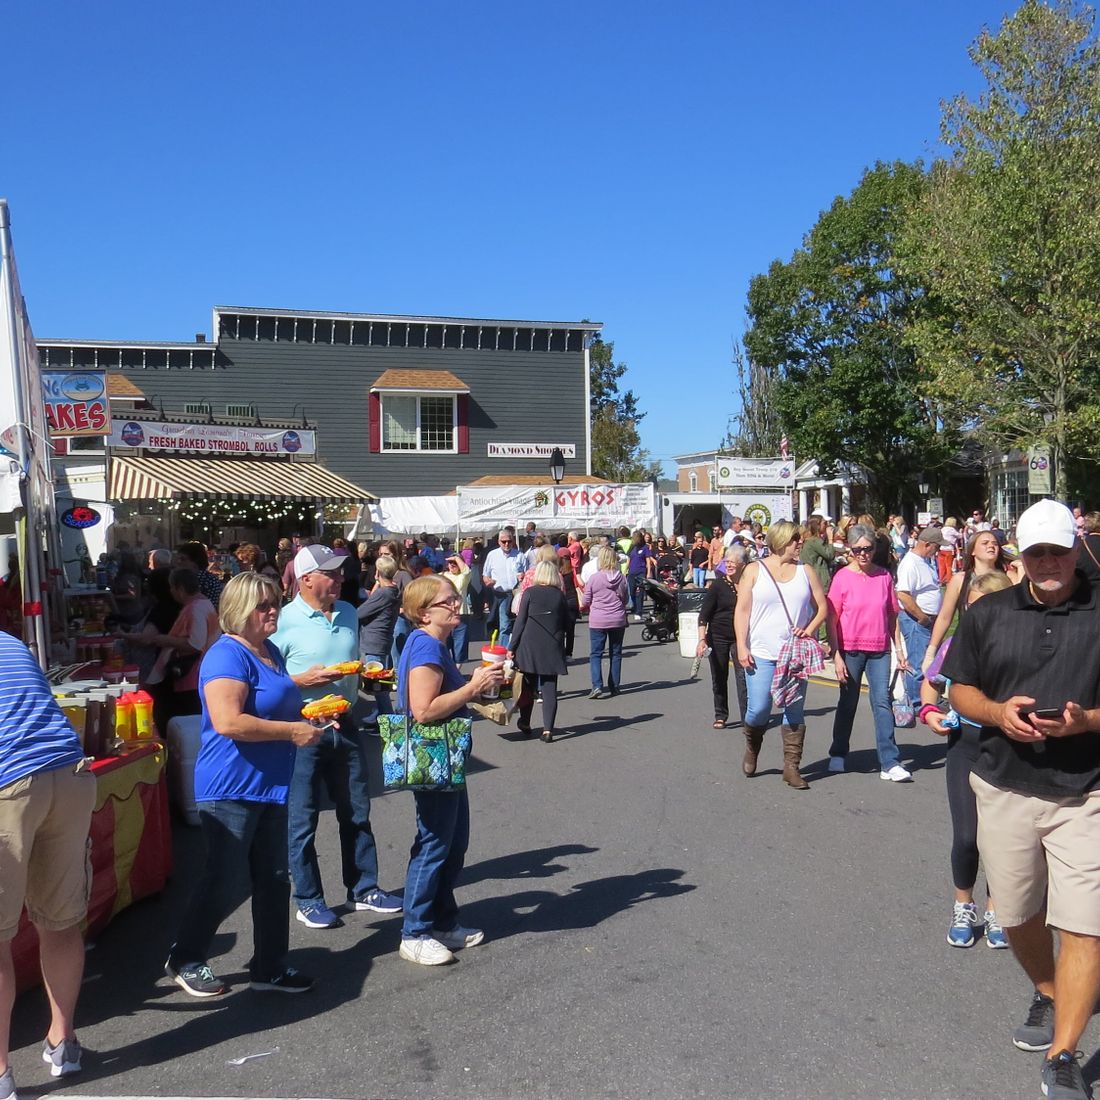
[7,0,1015,475]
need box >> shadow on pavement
[461,843,599,887]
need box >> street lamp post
[549,447,566,484]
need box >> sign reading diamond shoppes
[714,455,796,489]
[487,442,577,459]
[106,420,317,456]
[457,482,657,530]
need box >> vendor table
[11,742,172,994]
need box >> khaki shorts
[971,772,1100,935]
[0,761,96,940]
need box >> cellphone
[1026,707,1064,721]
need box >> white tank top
[748,562,813,661]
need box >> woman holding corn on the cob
[165,572,324,999]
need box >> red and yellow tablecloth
[12,742,172,993]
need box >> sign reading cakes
[108,420,317,456]
[42,372,111,437]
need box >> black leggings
[708,634,747,724]
[519,674,559,733]
[945,735,980,892]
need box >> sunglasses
[1022,545,1074,559]
[254,600,279,612]
[850,545,874,555]
[499,539,513,545]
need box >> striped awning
[109,455,376,503]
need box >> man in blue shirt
[482,529,526,649]
[0,634,97,1098]
[273,546,401,930]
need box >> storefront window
[992,467,1033,526]
[381,393,456,452]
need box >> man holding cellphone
[942,499,1100,1100]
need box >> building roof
[370,369,469,393]
[214,305,602,331]
[462,475,601,487]
[106,373,146,399]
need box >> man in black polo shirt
[942,499,1100,1100]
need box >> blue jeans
[827,649,900,770]
[449,618,469,665]
[390,615,411,670]
[744,657,806,727]
[171,799,290,980]
[628,571,646,616]
[403,787,470,938]
[490,589,515,649]
[693,566,707,588]
[288,718,379,906]
[589,626,625,691]
[899,613,932,705]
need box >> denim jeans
[899,613,932,705]
[449,618,469,665]
[744,656,806,727]
[403,787,470,938]
[589,626,625,691]
[171,799,290,981]
[287,718,379,906]
[628,571,646,617]
[693,566,707,588]
[490,589,515,649]
[827,649,900,770]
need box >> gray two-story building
[41,305,601,497]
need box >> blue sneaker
[947,901,982,948]
[984,910,1009,949]
[295,901,343,929]
[350,887,402,913]
[1,1066,17,1100]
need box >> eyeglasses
[850,545,874,555]
[428,596,462,610]
[1022,545,1074,559]
[254,600,279,612]
[498,539,513,545]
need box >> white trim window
[381,392,457,453]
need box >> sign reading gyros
[107,420,317,456]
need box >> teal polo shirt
[272,595,359,706]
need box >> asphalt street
[12,620,1100,1100]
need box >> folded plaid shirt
[771,634,826,708]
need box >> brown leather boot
[781,724,810,789]
[742,725,766,777]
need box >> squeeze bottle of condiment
[115,693,136,742]
[131,690,154,740]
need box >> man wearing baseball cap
[942,499,1100,1100]
[895,525,946,736]
[273,546,401,931]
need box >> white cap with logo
[1015,500,1077,554]
[292,545,344,579]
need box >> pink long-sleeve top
[827,565,900,653]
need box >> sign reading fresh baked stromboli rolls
[107,420,317,456]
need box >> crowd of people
[6,499,1100,1099]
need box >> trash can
[676,588,706,659]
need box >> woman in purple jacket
[582,545,629,699]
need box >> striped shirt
[0,632,84,791]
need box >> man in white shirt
[482,530,525,648]
[895,526,945,707]
[722,516,744,548]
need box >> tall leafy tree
[588,335,662,482]
[900,0,1100,501]
[744,161,956,511]
[721,340,783,457]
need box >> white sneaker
[828,756,845,773]
[399,937,455,966]
[880,764,913,782]
[433,924,485,950]
[632,614,644,622]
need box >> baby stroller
[640,578,678,643]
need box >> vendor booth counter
[11,742,171,994]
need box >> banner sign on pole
[457,482,657,530]
[715,456,797,489]
[107,420,317,456]
[1027,445,1052,495]
[42,371,111,437]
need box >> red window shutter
[52,437,68,456]
[457,394,469,454]
[368,392,381,453]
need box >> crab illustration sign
[42,371,111,437]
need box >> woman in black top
[508,560,569,743]
[697,546,749,728]
[689,533,710,587]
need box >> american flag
[779,434,790,458]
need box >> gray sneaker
[0,1067,17,1100]
[1014,990,1055,1052]
[1040,1050,1090,1099]
[42,1037,82,1077]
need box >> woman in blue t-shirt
[626,530,655,621]
[165,573,323,999]
[395,575,504,966]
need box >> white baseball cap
[1015,500,1077,554]
[293,545,344,579]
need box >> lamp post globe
[549,447,566,484]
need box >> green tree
[588,335,662,482]
[900,0,1100,501]
[744,161,957,511]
